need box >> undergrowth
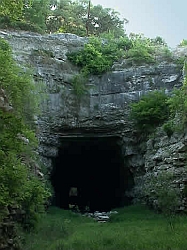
[22,205,187,250]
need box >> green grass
[21,205,187,250]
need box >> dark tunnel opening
[50,136,134,212]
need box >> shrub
[125,44,155,65]
[162,120,175,137]
[67,35,130,75]
[0,38,50,228]
[67,37,114,75]
[125,34,155,65]
[130,91,169,134]
[143,171,181,229]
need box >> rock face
[0,30,186,209]
[139,128,187,211]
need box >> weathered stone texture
[0,30,187,209]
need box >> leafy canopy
[0,0,24,20]
[0,0,127,37]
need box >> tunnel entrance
[50,136,134,212]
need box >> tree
[0,0,24,20]
[23,0,50,31]
[46,0,82,34]
[87,4,127,37]
[46,0,127,36]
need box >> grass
[21,205,187,250]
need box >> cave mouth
[50,136,134,212]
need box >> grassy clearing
[21,205,187,250]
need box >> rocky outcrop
[0,88,13,112]
[0,30,187,209]
[82,210,118,223]
[138,128,187,211]
[0,206,25,250]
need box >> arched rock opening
[50,136,134,212]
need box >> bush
[67,37,113,75]
[125,44,155,65]
[67,35,131,75]
[0,38,50,227]
[125,34,155,65]
[162,120,175,137]
[143,171,181,230]
[130,91,169,134]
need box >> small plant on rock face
[130,90,170,135]
[71,74,88,100]
[162,120,175,137]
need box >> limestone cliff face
[0,30,186,206]
[141,128,187,211]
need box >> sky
[91,0,187,48]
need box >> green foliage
[130,91,170,134]
[67,37,112,75]
[0,18,45,33]
[23,0,50,32]
[144,171,181,227]
[162,120,175,137]
[67,35,130,75]
[68,33,171,79]
[0,38,50,227]
[0,0,24,20]
[22,206,187,250]
[86,3,127,37]
[71,74,88,99]
[46,0,126,37]
[159,46,173,61]
[125,34,156,65]
[179,39,187,46]
[150,36,167,46]
[0,0,126,37]
[0,38,41,124]
[167,61,187,126]
[123,34,172,65]
[173,56,186,69]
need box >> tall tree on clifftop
[86,0,91,36]
[46,0,127,37]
